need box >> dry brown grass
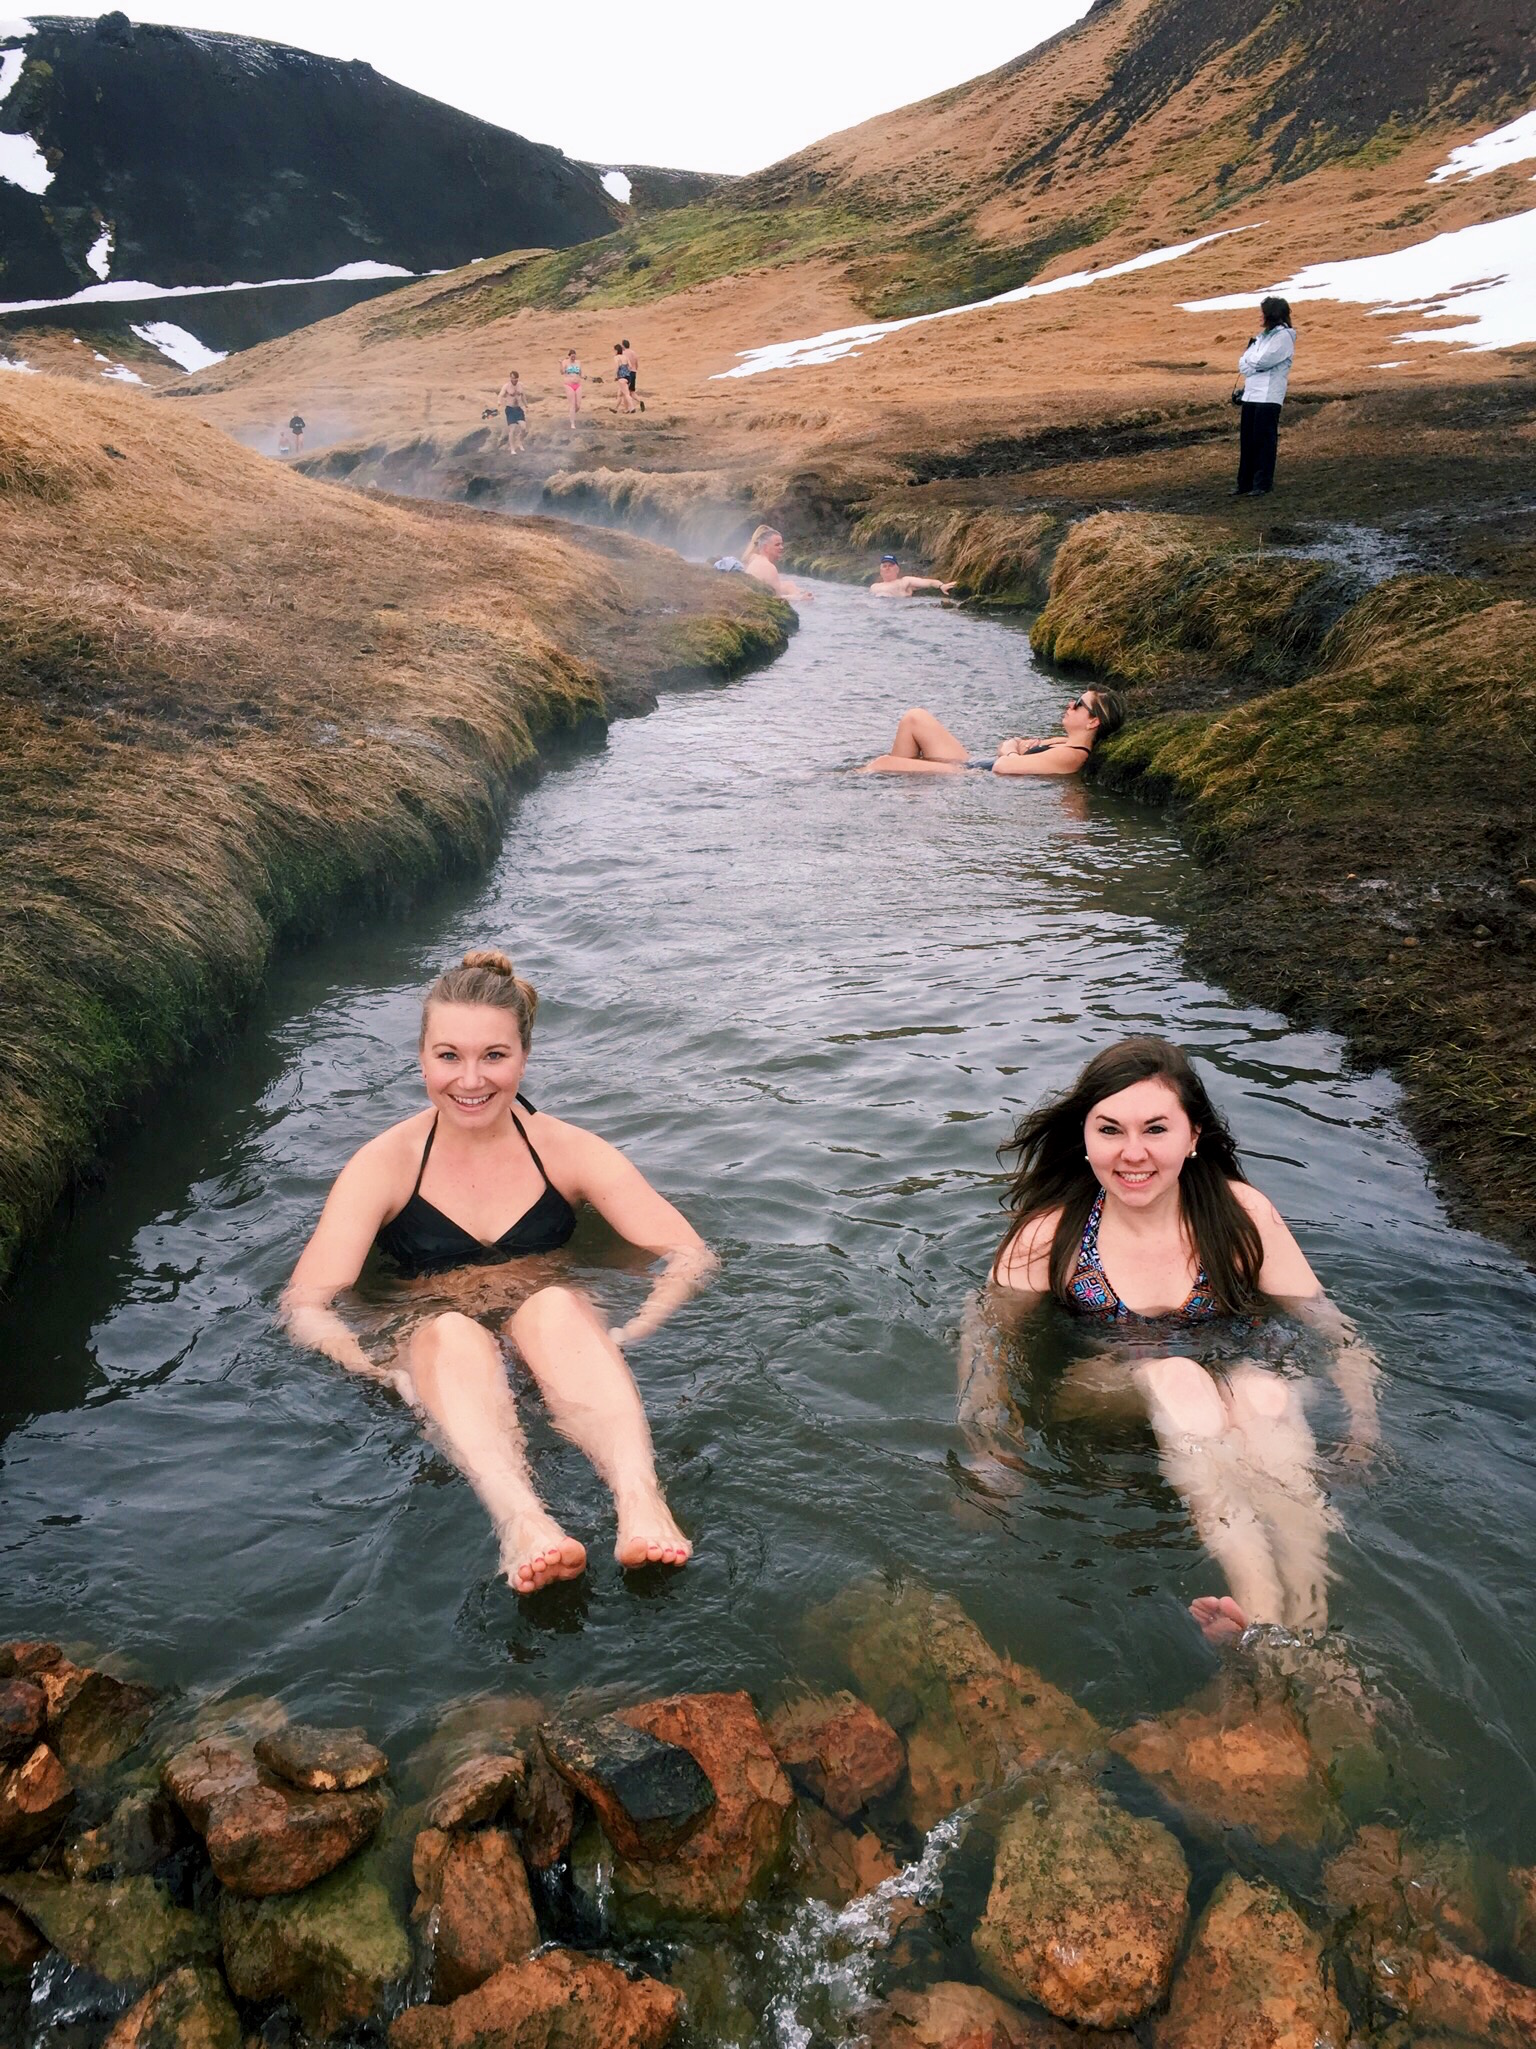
[0,374,786,1277]
[848,502,1061,603]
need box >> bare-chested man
[870,554,956,598]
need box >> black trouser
[1237,400,1282,492]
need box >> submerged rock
[411,1824,537,2002]
[219,1852,410,2038]
[815,1584,1102,1830]
[542,1711,715,1859]
[767,1691,905,1820]
[163,1733,384,1894]
[1155,1873,1347,2048]
[605,1691,794,1922]
[254,1723,388,1793]
[506,1735,577,1870]
[0,1679,46,1763]
[389,1948,684,2048]
[0,1897,46,1973]
[102,1963,241,2049]
[1111,1696,1336,1848]
[0,1742,75,1860]
[50,1669,160,1773]
[0,1872,216,1989]
[63,1785,184,1881]
[0,1642,64,1679]
[1323,1826,1490,1955]
[973,1774,1189,2028]
[1352,1929,1536,2047]
[868,1980,1137,2047]
[426,1753,524,1832]
[792,1795,900,1907]
[1511,1861,1536,1978]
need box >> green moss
[658,608,792,675]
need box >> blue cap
[880,553,899,564]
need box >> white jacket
[1239,325,1295,404]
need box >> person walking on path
[497,370,528,453]
[1233,296,1295,496]
[612,342,635,415]
[559,349,583,432]
[621,338,643,412]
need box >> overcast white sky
[33,1,1093,174]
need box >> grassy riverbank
[0,376,788,1283]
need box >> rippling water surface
[4,582,1536,1881]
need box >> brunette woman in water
[960,1037,1380,1643]
[283,950,712,1593]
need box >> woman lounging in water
[282,949,712,1594]
[861,689,1124,775]
[740,525,812,602]
[961,1038,1380,1644]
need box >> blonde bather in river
[282,949,713,1594]
[960,1037,1380,1644]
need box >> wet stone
[254,1722,387,1793]
[51,1669,161,1773]
[1323,1825,1490,1955]
[102,1963,242,2049]
[219,1853,410,2040]
[0,1642,63,1679]
[0,1741,75,1861]
[1154,1873,1348,2049]
[542,1711,715,1860]
[0,1872,217,1990]
[1511,1862,1536,1979]
[203,1777,386,1896]
[162,1740,260,1832]
[767,1691,906,1820]
[63,1786,185,1881]
[974,1773,1189,2029]
[792,1795,900,1907]
[1350,1928,1536,2046]
[0,1897,46,1974]
[1111,1696,1336,1848]
[0,1680,46,1764]
[425,1752,524,1832]
[388,1948,684,2049]
[411,1824,537,2002]
[868,1980,1138,2047]
[506,1735,576,1870]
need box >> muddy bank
[8,1584,1536,2046]
[0,376,790,1284]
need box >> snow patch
[131,319,226,372]
[601,168,632,205]
[0,258,416,315]
[1429,108,1536,184]
[0,18,35,36]
[86,224,113,280]
[713,224,1262,379]
[0,353,35,371]
[0,41,51,193]
[1184,206,1536,354]
[100,362,144,383]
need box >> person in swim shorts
[869,553,956,598]
[960,1036,1381,1644]
[612,342,635,415]
[282,948,712,1594]
[559,349,582,431]
[860,689,1124,775]
[496,370,528,453]
[621,338,643,412]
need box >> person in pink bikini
[559,349,582,431]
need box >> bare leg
[860,705,973,774]
[403,1312,587,1594]
[507,1286,690,1569]
[1134,1355,1287,1643]
[1224,1364,1335,1634]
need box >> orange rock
[792,1795,900,1907]
[0,1680,46,1764]
[1511,1862,1536,1979]
[203,1778,385,1897]
[1111,1699,1335,1847]
[0,1741,75,1861]
[1154,1874,1347,2049]
[50,1670,160,1773]
[768,1692,905,1820]
[102,1963,241,2049]
[0,1896,46,1971]
[388,1948,683,2048]
[604,1691,794,1921]
[1359,1930,1536,2048]
[411,1826,537,2002]
[868,1980,1137,2047]
[425,1754,524,1832]
[1323,1825,1488,1954]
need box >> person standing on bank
[1233,296,1295,496]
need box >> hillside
[0,10,618,348]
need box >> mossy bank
[0,376,789,1284]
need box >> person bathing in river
[740,525,813,602]
[282,949,710,1595]
[960,1037,1381,1645]
[870,554,957,598]
[860,688,1124,775]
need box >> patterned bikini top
[1066,1190,1222,1324]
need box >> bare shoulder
[342,1110,432,1191]
[992,1206,1062,1292]
[518,1106,609,1170]
[1230,1178,1287,1229]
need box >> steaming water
[3,583,1536,2035]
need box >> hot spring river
[3,581,1536,2022]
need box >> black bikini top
[374,1095,578,1278]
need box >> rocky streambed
[5,1583,1536,2048]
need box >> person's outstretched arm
[282,1144,396,1380]
[564,1128,718,1344]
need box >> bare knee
[1135,1355,1227,1437]
[1228,1364,1291,1419]
[509,1284,595,1343]
[410,1310,487,1364]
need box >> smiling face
[1083,1075,1198,1209]
[420,1001,528,1127]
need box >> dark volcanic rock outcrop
[0,12,619,312]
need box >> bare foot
[1191,1594,1250,1645]
[498,1512,587,1595]
[615,1492,692,1570]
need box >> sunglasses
[1067,695,1100,715]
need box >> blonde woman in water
[283,949,711,1593]
[740,526,812,601]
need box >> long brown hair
[995,1037,1264,1312]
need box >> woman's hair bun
[461,947,515,977]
